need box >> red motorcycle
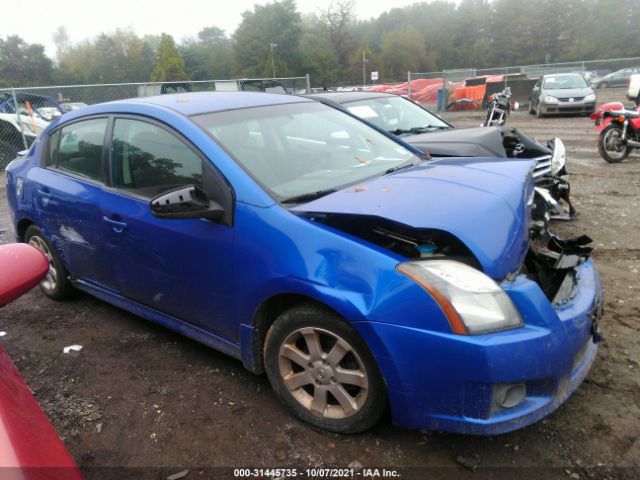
[590,101,640,163]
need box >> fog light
[493,383,527,410]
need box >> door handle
[37,188,52,198]
[102,216,128,233]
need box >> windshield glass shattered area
[345,96,449,135]
[543,75,588,89]
[193,102,419,202]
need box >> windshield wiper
[390,125,449,135]
[282,189,337,204]
[385,160,419,175]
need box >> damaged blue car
[5,92,603,434]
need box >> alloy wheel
[28,235,58,292]
[278,327,368,419]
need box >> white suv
[627,74,640,104]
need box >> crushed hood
[404,126,508,158]
[292,158,535,279]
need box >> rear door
[99,116,238,341]
[33,117,112,286]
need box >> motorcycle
[590,101,640,163]
[482,87,518,127]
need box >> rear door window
[56,118,108,181]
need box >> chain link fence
[407,56,640,111]
[0,75,310,171]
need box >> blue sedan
[4,92,602,434]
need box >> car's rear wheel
[264,305,386,433]
[24,225,74,300]
[600,82,609,89]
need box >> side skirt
[73,279,243,362]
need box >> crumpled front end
[357,255,602,435]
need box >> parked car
[309,91,575,220]
[592,67,640,89]
[530,73,596,117]
[0,92,63,121]
[0,112,48,165]
[627,74,640,105]
[5,92,602,435]
[0,243,83,480]
[60,102,88,113]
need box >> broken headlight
[397,260,523,335]
[550,138,566,175]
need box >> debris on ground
[167,471,189,480]
[456,454,481,472]
[63,345,83,354]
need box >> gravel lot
[0,88,638,480]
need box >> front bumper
[540,102,596,115]
[357,259,602,435]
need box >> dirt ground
[0,87,638,480]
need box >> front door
[100,117,238,341]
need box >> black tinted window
[57,118,107,181]
[112,119,203,198]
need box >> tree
[0,35,53,87]
[179,26,234,80]
[151,33,187,82]
[298,15,342,86]
[321,0,356,68]
[52,26,71,60]
[379,27,430,81]
[55,30,156,84]
[233,0,303,77]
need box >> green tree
[151,33,187,82]
[179,26,234,80]
[379,27,430,81]
[321,0,356,68]
[55,29,155,84]
[0,35,53,87]
[298,15,342,86]
[233,0,302,77]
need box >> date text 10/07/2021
[233,468,401,478]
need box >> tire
[600,82,609,89]
[24,225,74,300]
[264,304,386,434]
[597,124,630,163]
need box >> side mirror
[150,185,224,221]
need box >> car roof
[542,73,584,78]
[119,91,312,116]
[308,91,397,104]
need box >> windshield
[345,96,449,135]
[193,102,420,202]
[543,75,588,89]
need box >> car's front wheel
[24,225,74,300]
[264,305,386,433]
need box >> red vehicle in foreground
[590,101,640,163]
[0,243,83,480]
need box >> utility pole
[362,50,367,88]
[270,43,278,78]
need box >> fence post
[407,71,412,100]
[305,74,311,94]
[439,72,447,112]
[11,89,28,150]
